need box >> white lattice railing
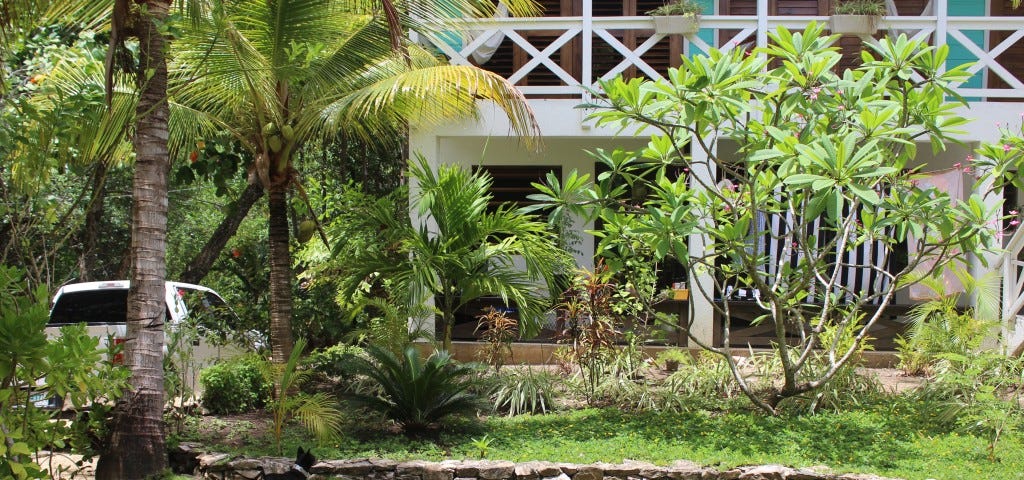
[998,225,1024,356]
[424,14,1024,100]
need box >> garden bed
[169,399,1023,480]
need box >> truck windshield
[48,289,131,326]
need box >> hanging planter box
[829,14,880,36]
[652,15,700,35]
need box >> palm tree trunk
[95,0,169,477]
[267,184,295,364]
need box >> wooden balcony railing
[421,14,1024,100]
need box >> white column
[935,0,948,76]
[757,0,768,49]
[687,136,717,348]
[407,130,440,340]
[582,0,593,101]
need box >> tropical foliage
[168,0,542,363]
[347,156,573,349]
[530,24,1003,413]
[0,266,127,479]
[342,345,481,431]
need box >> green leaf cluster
[533,23,1008,414]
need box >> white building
[409,0,1024,355]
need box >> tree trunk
[179,181,263,284]
[95,0,170,477]
[78,161,110,281]
[267,184,295,364]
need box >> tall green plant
[343,346,481,431]
[263,338,344,454]
[896,270,999,375]
[531,24,1009,414]
[348,155,574,350]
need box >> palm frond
[293,392,344,444]
[308,61,539,151]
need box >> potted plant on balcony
[830,0,885,36]
[647,0,703,36]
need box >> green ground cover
[176,400,1024,480]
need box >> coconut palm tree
[352,155,573,350]
[170,0,542,363]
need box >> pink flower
[953,162,962,169]
[1005,144,1013,152]
[1012,210,1019,215]
[1012,220,1020,226]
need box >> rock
[558,464,580,476]
[424,462,455,480]
[397,460,431,479]
[664,460,709,480]
[573,465,604,480]
[599,461,640,478]
[516,462,541,479]
[318,458,377,475]
[197,453,234,471]
[738,465,796,480]
[477,460,516,479]
[517,461,564,479]
[543,473,572,480]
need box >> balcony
[422,12,1024,100]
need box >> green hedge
[199,355,271,414]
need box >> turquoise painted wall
[946,0,985,91]
[691,0,717,57]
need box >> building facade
[409,0,1024,353]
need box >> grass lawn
[175,397,1024,480]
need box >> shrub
[199,355,271,414]
[306,343,367,377]
[915,352,1024,461]
[667,351,735,394]
[342,346,482,431]
[491,367,559,416]
[647,0,703,16]
[475,307,518,372]
[832,0,886,15]
[655,348,690,372]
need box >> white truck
[41,280,255,407]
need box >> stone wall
[174,444,895,480]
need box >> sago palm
[343,345,481,431]
[170,0,541,363]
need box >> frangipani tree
[170,0,542,363]
[532,24,1008,414]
